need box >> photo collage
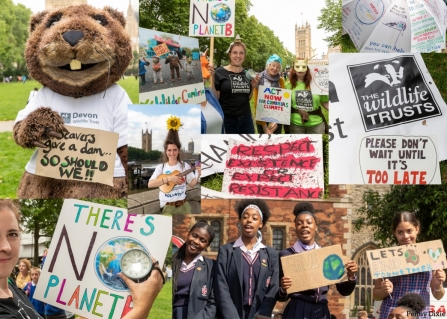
[1,0,447,318]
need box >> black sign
[295,90,313,111]
[347,55,442,131]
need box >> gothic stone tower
[295,22,312,59]
[142,129,152,152]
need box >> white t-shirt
[149,162,197,207]
[15,84,129,177]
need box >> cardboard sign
[222,135,324,199]
[139,28,206,104]
[355,134,441,184]
[281,245,347,293]
[255,85,292,125]
[152,43,170,57]
[329,53,447,184]
[366,240,447,280]
[34,199,172,319]
[189,0,235,37]
[35,126,118,186]
[308,64,329,95]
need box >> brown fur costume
[13,5,132,198]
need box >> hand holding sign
[345,260,358,280]
[432,269,446,288]
[380,278,393,294]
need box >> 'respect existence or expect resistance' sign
[222,135,324,199]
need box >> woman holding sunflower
[148,116,201,214]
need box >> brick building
[173,184,392,318]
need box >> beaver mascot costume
[13,5,132,198]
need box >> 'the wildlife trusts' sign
[347,55,442,131]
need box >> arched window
[272,228,284,252]
[210,221,221,252]
[352,243,378,310]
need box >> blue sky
[128,104,201,153]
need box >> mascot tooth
[13,4,133,198]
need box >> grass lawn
[0,132,34,198]
[0,77,138,121]
[148,281,172,319]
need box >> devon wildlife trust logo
[61,112,71,124]
[347,56,442,131]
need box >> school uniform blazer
[187,257,217,319]
[215,243,279,319]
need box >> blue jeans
[223,113,254,134]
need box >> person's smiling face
[166,144,179,162]
[267,62,281,76]
[394,221,419,245]
[229,45,246,67]
[0,209,21,280]
[185,227,211,257]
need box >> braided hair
[172,221,215,300]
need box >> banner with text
[34,199,172,319]
[308,64,329,95]
[189,0,235,37]
[222,135,324,199]
[329,53,447,184]
[366,240,447,280]
[355,134,441,184]
[139,28,206,104]
[255,85,292,125]
[281,245,347,293]
[36,126,118,186]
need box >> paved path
[0,121,14,132]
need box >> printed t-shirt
[286,81,329,127]
[15,84,129,177]
[214,67,252,118]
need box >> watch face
[120,249,152,280]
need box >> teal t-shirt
[286,82,328,127]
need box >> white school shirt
[233,236,266,261]
[15,84,129,177]
[149,162,197,207]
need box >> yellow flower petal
[166,116,181,131]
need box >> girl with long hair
[373,212,445,319]
[173,221,217,319]
[287,58,329,134]
[148,116,201,214]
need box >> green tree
[19,199,63,266]
[354,185,447,247]
[317,0,342,47]
[139,0,190,35]
[0,0,32,78]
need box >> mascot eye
[46,13,62,28]
[92,14,108,26]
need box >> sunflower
[166,116,181,131]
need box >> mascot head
[26,4,132,98]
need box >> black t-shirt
[0,282,44,319]
[214,67,252,118]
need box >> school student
[215,199,279,319]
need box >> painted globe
[94,237,148,291]
[210,3,231,23]
[322,254,345,280]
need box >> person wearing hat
[252,54,285,134]
[278,202,358,319]
[214,36,260,134]
[215,199,278,319]
[287,59,329,134]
